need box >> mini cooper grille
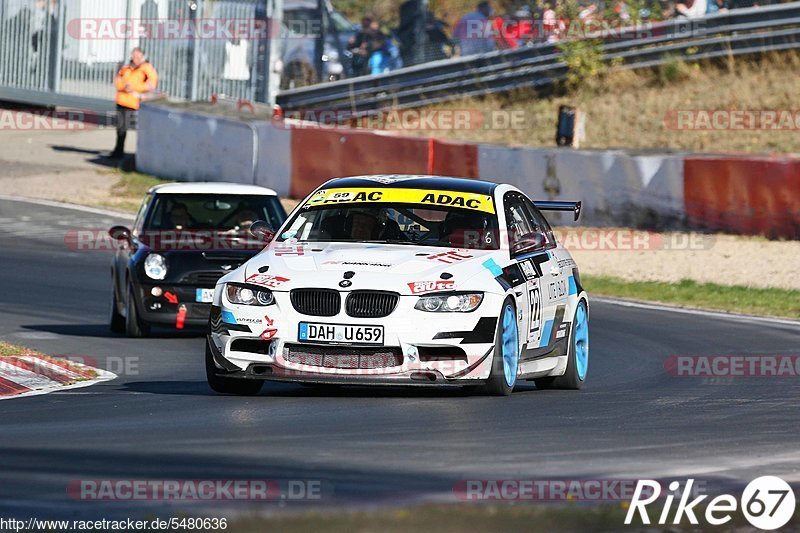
[290,289,341,317]
[284,344,403,369]
[345,291,399,318]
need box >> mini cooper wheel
[109,281,125,334]
[535,299,588,390]
[205,339,263,395]
[484,299,520,396]
[125,283,151,338]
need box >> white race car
[205,175,589,396]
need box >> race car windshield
[279,203,500,250]
[144,194,285,233]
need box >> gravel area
[568,232,800,290]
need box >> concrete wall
[137,102,800,237]
[137,105,257,184]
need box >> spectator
[492,14,517,49]
[453,1,496,56]
[424,11,453,61]
[578,3,599,21]
[368,32,402,75]
[612,0,632,21]
[706,0,731,13]
[541,3,564,42]
[675,0,708,17]
[511,6,535,45]
[348,16,375,76]
[492,6,534,50]
[112,48,159,159]
[398,4,453,66]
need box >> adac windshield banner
[304,188,496,214]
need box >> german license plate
[195,288,214,303]
[298,323,384,345]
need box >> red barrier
[429,138,479,179]
[684,156,800,238]
[290,128,428,198]
[289,127,479,198]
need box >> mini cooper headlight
[225,283,275,306]
[414,293,483,313]
[144,253,167,280]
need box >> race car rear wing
[534,201,582,221]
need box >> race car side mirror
[108,226,131,241]
[249,220,275,243]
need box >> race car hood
[241,241,499,295]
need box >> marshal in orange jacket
[114,62,159,110]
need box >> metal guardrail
[276,3,800,115]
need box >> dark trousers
[114,105,137,155]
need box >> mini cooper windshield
[279,188,500,249]
[144,194,285,233]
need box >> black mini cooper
[108,183,286,337]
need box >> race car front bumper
[207,291,505,385]
[207,337,492,386]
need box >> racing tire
[535,299,589,390]
[125,283,151,338]
[109,282,125,334]
[483,298,520,396]
[205,339,263,395]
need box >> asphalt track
[0,198,798,521]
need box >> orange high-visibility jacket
[114,62,159,110]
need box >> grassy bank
[0,340,97,379]
[102,169,170,213]
[0,340,26,358]
[583,276,800,319]
[390,52,800,154]
[225,502,799,532]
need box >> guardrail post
[254,0,282,105]
[189,1,200,101]
[51,0,65,93]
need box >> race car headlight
[144,253,167,280]
[225,283,275,306]
[415,293,483,312]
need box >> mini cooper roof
[147,182,279,196]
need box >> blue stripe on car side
[568,275,577,295]
[539,320,554,348]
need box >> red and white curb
[0,355,116,400]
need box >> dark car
[108,183,287,337]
